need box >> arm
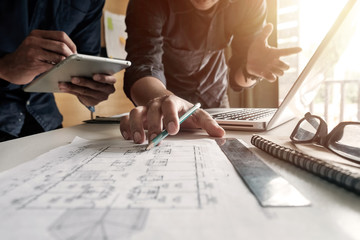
[229,0,301,90]
[228,0,267,90]
[120,0,224,143]
[123,0,168,103]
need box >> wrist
[232,66,259,90]
[131,76,173,106]
[243,65,263,87]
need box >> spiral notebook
[251,135,360,195]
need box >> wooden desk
[0,121,359,240]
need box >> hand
[247,23,302,81]
[120,95,225,144]
[58,74,116,107]
[0,30,76,85]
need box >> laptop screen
[278,0,360,117]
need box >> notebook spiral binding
[251,135,360,195]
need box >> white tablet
[23,54,131,92]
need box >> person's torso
[160,0,247,106]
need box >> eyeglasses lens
[293,117,321,142]
[327,124,360,162]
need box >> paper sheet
[0,138,346,239]
[104,11,127,59]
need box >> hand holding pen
[146,103,201,150]
[120,95,225,145]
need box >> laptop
[206,0,359,131]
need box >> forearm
[130,76,174,106]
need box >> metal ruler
[216,138,310,207]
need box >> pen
[145,103,201,150]
[87,106,95,120]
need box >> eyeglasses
[290,112,360,164]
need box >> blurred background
[277,0,360,129]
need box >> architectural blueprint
[0,138,232,240]
[0,137,346,240]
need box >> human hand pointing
[246,23,301,82]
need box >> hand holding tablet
[24,54,131,93]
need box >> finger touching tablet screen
[23,54,131,93]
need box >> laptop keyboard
[212,108,276,121]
